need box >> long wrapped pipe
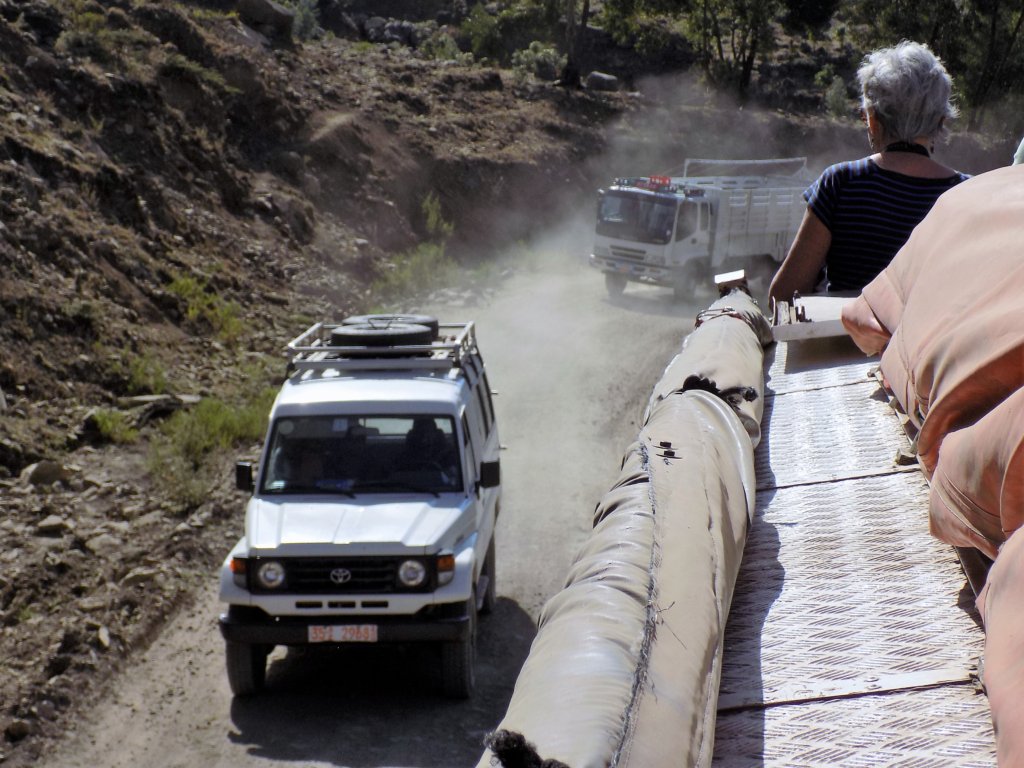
[477,290,771,768]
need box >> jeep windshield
[260,415,463,495]
[596,190,677,245]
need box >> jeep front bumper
[219,602,471,645]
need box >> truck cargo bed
[713,335,995,766]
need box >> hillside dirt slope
[0,2,1016,765]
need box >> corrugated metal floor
[713,336,995,766]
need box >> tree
[685,0,782,96]
[842,0,1024,130]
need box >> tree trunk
[560,0,582,88]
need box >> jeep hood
[246,497,471,554]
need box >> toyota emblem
[329,568,352,584]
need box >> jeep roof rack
[285,321,479,374]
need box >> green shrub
[91,408,139,444]
[127,352,169,395]
[372,242,458,303]
[461,4,500,60]
[825,75,850,118]
[147,387,277,509]
[813,64,837,90]
[422,192,453,239]
[421,30,474,64]
[167,274,244,342]
[461,3,558,65]
[280,0,319,40]
[511,41,566,83]
[158,53,232,92]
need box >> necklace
[884,141,930,157]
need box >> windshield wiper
[352,480,440,498]
[261,482,355,497]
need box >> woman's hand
[841,294,891,355]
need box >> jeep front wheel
[225,641,268,696]
[480,537,497,615]
[440,595,477,698]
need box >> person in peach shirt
[842,162,1024,766]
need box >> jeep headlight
[398,559,427,588]
[648,254,665,266]
[436,553,455,586]
[255,560,286,589]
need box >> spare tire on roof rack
[330,322,435,348]
[342,314,440,338]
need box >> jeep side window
[475,384,491,437]
[461,412,477,487]
[481,372,495,427]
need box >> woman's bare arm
[768,209,831,304]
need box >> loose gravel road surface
[40,249,706,768]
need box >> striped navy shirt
[805,158,970,291]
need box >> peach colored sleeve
[859,267,906,335]
[977,527,1024,766]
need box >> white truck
[588,158,811,299]
[218,315,501,699]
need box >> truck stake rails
[589,157,811,299]
[218,315,501,699]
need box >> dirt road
[40,250,699,768]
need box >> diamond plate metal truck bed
[713,335,995,766]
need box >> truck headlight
[255,560,286,589]
[398,559,427,587]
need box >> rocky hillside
[0,0,1016,764]
[0,1,629,762]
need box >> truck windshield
[260,415,462,495]
[596,191,677,245]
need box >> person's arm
[768,208,831,304]
[840,294,891,355]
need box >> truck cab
[218,316,501,699]
[589,158,810,299]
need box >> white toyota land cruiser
[218,315,501,698]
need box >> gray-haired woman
[770,40,969,303]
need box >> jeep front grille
[250,557,433,594]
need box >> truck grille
[610,246,647,261]
[251,557,433,594]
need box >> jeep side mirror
[478,460,500,490]
[235,461,254,493]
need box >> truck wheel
[480,538,497,615]
[342,314,440,338]
[329,322,434,347]
[605,272,628,297]
[672,283,692,302]
[225,641,268,696]
[440,596,477,698]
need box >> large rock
[585,71,620,92]
[236,0,294,45]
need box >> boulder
[236,0,294,44]
[585,71,619,91]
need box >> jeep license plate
[308,624,378,643]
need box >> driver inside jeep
[262,416,462,493]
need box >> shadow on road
[227,597,535,767]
